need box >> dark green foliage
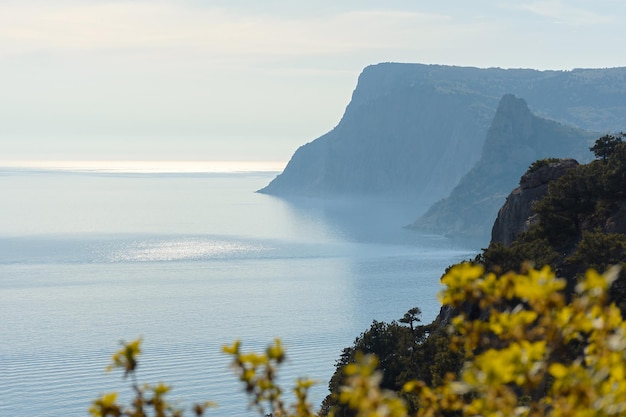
[481,134,626,303]
[479,227,559,273]
[603,142,626,198]
[567,229,626,310]
[320,309,433,417]
[421,327,464,387]
[590,133,624,160]
[533,163,603,244]
[524,142,626,248]
[526,158,561,175]
[399,307,422,331]
[567,229,626,270]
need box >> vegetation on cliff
[319,133,626,416]
[480,133,626,306]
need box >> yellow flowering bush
[91,338,314,417]
[91,264,626,417]
[222,338,316,417]
[406,263,626,417]
[90,338,216,417]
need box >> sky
[1,0,626,162]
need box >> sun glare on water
[0,160,286,173]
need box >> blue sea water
[0,165,476,417]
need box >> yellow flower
[549,363,568,379]
[267,338,285,362]
[153,382,171,396]
[439,263,485,305]
[107,338,142,375]
[101,392,117,406]
[488,309,537,336]
[88,392,119,417]
[576,267,619,298]
[222,340,241,355]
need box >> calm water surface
[0,165,475,417]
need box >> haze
[2,0,625,162]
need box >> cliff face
[260,63,626,206]
[480,139,626,286]
[491,159,579,246]
[260,71,494,202]
[411,95,596,245]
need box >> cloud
[515,0,614,25]
[0,2,481,59]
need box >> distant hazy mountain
[259,63,626,205]
[410,94,596,245]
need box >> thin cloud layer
[0,1,625,160]
[516,0,615,25]
[0,3,474,58]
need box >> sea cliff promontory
[259,63,626,209]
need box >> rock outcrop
[260,63,626,208]
[605,202,626,235]
[479,138,626,283]
[410,95,596,246]
[491,159,579,246]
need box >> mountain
[259,63,626,207]
[410,94,597,245]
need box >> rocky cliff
[410,95,596,245]
[260,67,495,202]
[259,63,626,207]
[490,159,579,246]
[480,138,626,296]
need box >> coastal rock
[491,159,580,246]
[603,202,626,235]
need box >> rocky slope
[260,63,626,208]
[490,158,580,246]
[480,139,626,295]
[410,95,596,245]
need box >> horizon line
[0,160,287,174]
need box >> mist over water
[0,165,476,417]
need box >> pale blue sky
[1,0,625,162]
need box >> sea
[0,161,476,417]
